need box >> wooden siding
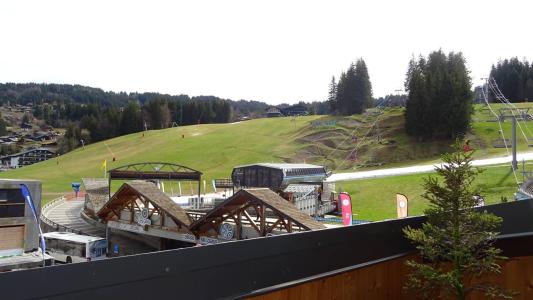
[0,225,24,250]
[248,255,533,300]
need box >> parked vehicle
[42,232,107,263]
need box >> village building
[81,178,110,218]
[97,181,197,254]
[190,188,325,241]
[266,105,309,118]
[0,147,56,169]
[26,131,55,142]
[95,181,325,255]
[231,163,336,216]
[282,104,309,116]
[0,179,53,271]
[266,107,284,118]
[20,122,33,131]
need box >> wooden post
[260,204,266,236]
[197,178,202,209]
[129,202,134,224]
[288,220,293,233]
[236,210,242,240]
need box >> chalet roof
[266,107,283,113]
[97,181,192,227]
[190,188,325,232]
[81,178,109,213]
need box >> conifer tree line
[404,50,473,140]
[328,58,373,115]
[55,99,233,153]
[490,57,533,102]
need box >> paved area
[43,198,105,237]
[327,151,533,182]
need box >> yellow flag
[101,159,107,171]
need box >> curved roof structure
[108,162,202,181]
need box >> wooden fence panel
[248,255,533,300]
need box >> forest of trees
[490,58,533,102]
[0,82,273,121]
[328,59,373,115]
[374,94,407,107]
[404,50,473,140]
[0,83,332,153]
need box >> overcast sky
[0,0,531,104]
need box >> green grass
[339,163,519,221]
[0,116,321,203]
[1,102,531,219]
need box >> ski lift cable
[489,80,529,129]
[489,84,531,145]
[335,110,386,171]
[321,94,393,168]
[488,89,529,145]
[488,78,533,140]
[482,83,519,184]
[322,104,384,165]
[333,97,394,171]
[489,78,533,139]
[482,86,510,153]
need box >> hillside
[2,103,533,205]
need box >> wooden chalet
[190,188,325,241]
[266,107,284,118]
[282,104,309,116]
[97,181,196,252]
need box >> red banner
[339,192,352,226]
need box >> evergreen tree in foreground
[403,144,514,299]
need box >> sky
[0,0,532,105]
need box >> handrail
[40,196,88,236]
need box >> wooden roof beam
[243,210,261,234]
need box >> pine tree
[404,51,472,140]
[329,59,373,116]
[403,144,513,299]
[442,52,473,138]
[328,76,337,113]
[336,72,348,115]
[405,56,430,139]
[353,58,373,112]
[344,63,357,114]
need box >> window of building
[0,189,25,218]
